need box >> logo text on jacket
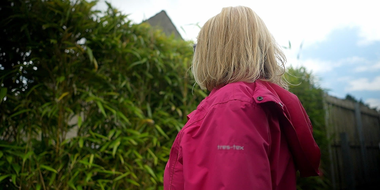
[217,145,244,150]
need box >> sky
[95,0,380,110]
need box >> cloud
[346,76,380,91]
[292,56,367,74]
[337,76,352,82]
[298,59,335,73]
[354,61,380,72]
[365,98,380,110]
[342,56,369,64]
[335,57,380,73]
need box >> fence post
[323,96,336,190]
[340,132,355,190]
[355,102,369,182]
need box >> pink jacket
[164,80,321,190]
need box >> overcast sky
[95,0,380,109]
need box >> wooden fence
[324,95,380,190]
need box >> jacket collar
[187,80,288,120]
[253,80,286,109]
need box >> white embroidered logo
[217,145,244,150]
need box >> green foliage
[345,94,372,108]
[286,67,330,190]
[0,0,204,189]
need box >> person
[164,6,320,190]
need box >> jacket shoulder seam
[182,99,256,132]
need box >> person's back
[164,6,320,190]
[165,81,299,189]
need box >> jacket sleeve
[265,81,321,177]
[282,96,321,177]
[180,100,272,189]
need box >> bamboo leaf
[133,150,142,159]
[40,164,57,173]
[0,88,7,102]
[57,76,65,83]
[100,142,110,152]
[197,90,208,98]
[104,104,116,114]
[104,92,119,96]
[126,179,140,186]
[12,164,21,174]
[85,172,92,182]
[6,156,12,163]
[128,139,137,145]
[49,173,56,186]
[78,115,82,128]
[86,46,98,70]
[144,164,156,179]
[71,153,79,169]
[58,92,69,101]
[97,170,122,175]
[22,151,33,164]
[42,23,58,30]
[11,174,16,185]
[10,109,31,118]
[79,138,84,148]
[89,154,94,167]
[96,101,106,117]
[107,129,116,139]
[114,172,130,181]
[93,58,98,71]
[98,181,105,190]
[125,49,141,59]
[125,129,140,135]
[118,154,124,164]
[114,130,122,138]
[147,148,158,166]
[128,58,147,69]
[86,46,94,62]
[68,181,76,190]
[0,175,10,182]
[117,111,130,125]
[164,75,172,85]
[146,102,152,118]
[155,125,169,139]
[150,177,157,184]
[89,130,108,140]
[112,138,121,157]
[0,144,24,149]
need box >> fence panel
[324,95,380,190]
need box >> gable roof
[145,10,183,40]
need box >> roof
[145,10,183,40]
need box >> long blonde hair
[192,6,287,91]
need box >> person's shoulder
[207,81,256,105]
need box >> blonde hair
[192,6,288,91]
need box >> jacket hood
[254,80,321,177]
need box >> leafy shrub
[0,0,204,189]
[286,67,330,190]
